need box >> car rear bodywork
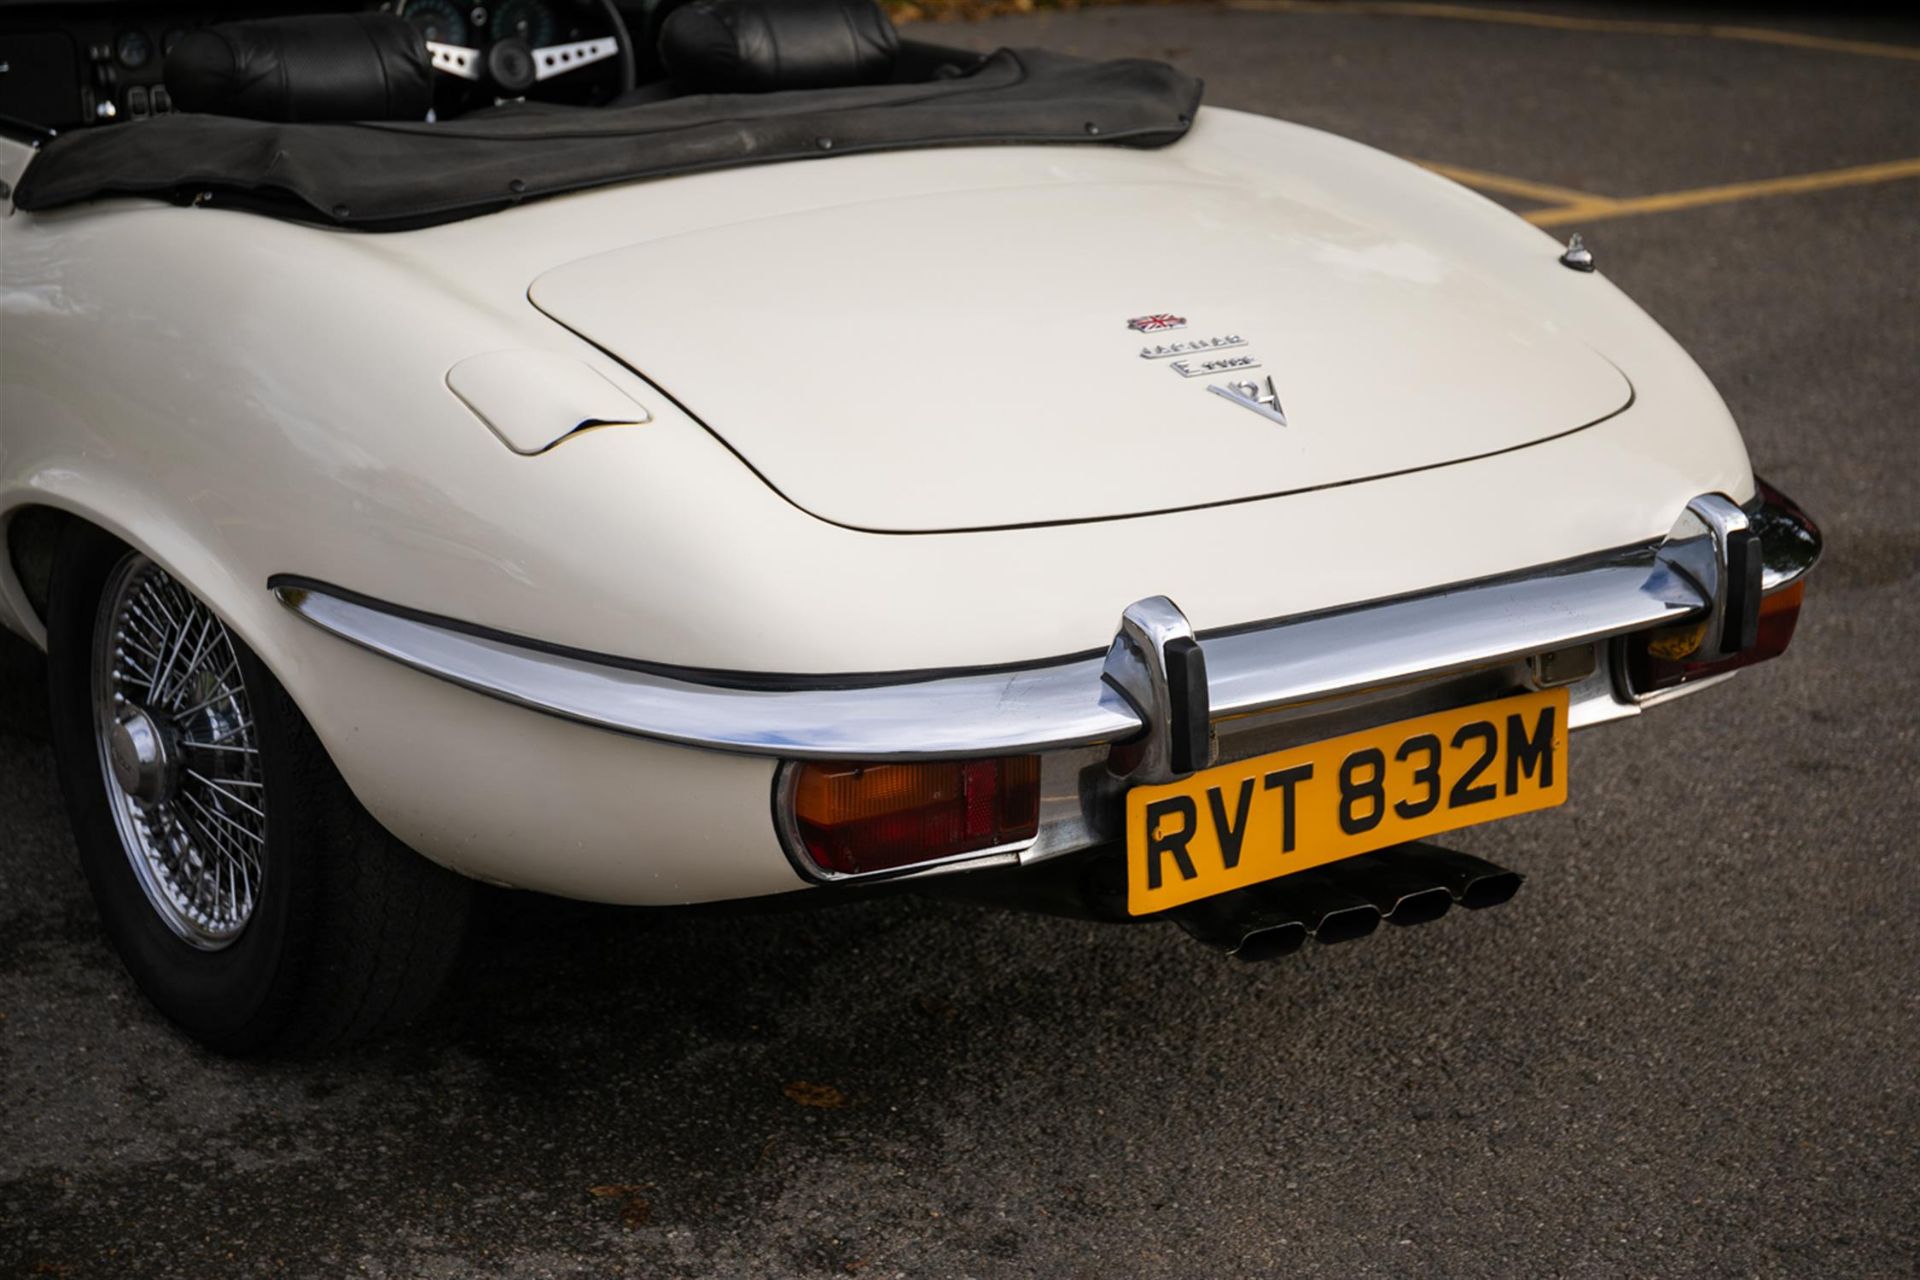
[527,175,1634,532]
[0,106,1815,906]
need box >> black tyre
[45,522,472,1055]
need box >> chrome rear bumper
[272,483,1820,765]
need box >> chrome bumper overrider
[272,486,1820,770]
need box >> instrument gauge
[491,0,557,47]
[114,30,153,70]
[401,0,471,46]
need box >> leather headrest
[165,14,432,123]
[659,0,900,93]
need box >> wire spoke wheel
[47,525,472,1052]
[91,553,265,949]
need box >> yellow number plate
[1125,687,1569,915]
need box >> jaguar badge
[1126,314,1187,333]
[1140,334,1246,360]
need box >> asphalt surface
[5,5,1919,1277]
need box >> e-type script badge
[1209,375,1288,426]
[1170,353,1261,379]
[1126,314,1187,333]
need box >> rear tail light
[787,756,1042,877]
[1624,579,1806,695]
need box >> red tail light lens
[789,757,1042,877]
[1625,580,1806,695]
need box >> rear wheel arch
[4,499,301,701]
[35,517,475,1053]
[2,503,76,643]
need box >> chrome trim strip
[276,582,1139,760]
[273,486,1820,762]
[1201,551,1703,723]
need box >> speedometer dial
[400,0,470,46]
[491,0,558,48]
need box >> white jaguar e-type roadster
[0,0,1821,1053]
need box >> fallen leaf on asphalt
[914,994,958,1021]
[784,1081,847,1108]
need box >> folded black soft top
[14,48,1202,231]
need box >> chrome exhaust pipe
[1171,874,1381,956]
[1170,844,1520,962]
[1269,874,1383,944]
[1323,854,1455,927]
[929,843,1518,969]
[1376,844,1524,909]
[1171,889,1311,962]
[1237,920,1311,962]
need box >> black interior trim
[14,46,1201,228]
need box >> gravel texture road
[4,4,1917,1276]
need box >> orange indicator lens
[791,757,1042,876]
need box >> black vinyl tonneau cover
[14,48,1201,230]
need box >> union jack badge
[1126,314,1187,333]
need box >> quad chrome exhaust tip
[1170,843,1522,962]
[1373,844,1523,911]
